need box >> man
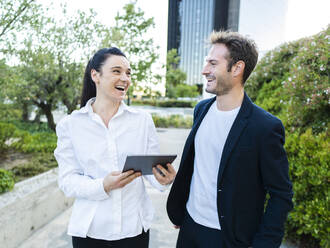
[167,31,293,248]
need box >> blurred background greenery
[0,0,329,247]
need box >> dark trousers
[72,230,149,248]
[176,211,224,248]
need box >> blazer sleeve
[54,117,110,201]
[252,119,293,248]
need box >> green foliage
[0,122,16,152]
[152,114,192,128]
[165,49,187,98]
[246,40,302,101]
[2,4,103,130]
[165,49,192,98]
[10,152,57,182]
[246,27,330,247]
[12,131,57,153]
[0,168,15,193]
[0,0,41,51]
[131,99,197,108]
[282,29,330,134]
[173,84,200,98]
[103,2,160,103]
[0,103,22,122]
[8,120,52,133]
[285,129,330,247]
[0,120,56,154]
[246,26,330,134]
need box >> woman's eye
[113,70,120,73]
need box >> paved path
[18,128,295,248]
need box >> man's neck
[216,86,244,111]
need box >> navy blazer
[167,93,293,248]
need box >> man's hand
[152,163,176,185]
[103,170,141,193]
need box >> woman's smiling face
[91,55,131,103]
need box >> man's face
[202,44,233,96]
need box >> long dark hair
[80,47,127,107]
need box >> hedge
[246,26,330,247]
[131,99,197,108]
[152,114,192,129]
[0,168,15,193]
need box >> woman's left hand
[152,163,176,185]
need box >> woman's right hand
[103,170,142,193]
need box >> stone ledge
[0,168,73,248]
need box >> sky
[39,0,330,61]
[239,0,330,54]
[37,0,329,92]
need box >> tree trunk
[40,104,56,131]
[21,103,29,122]
[127,90,131,106]
[33,109,41,123]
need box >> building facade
[167,0,240,88]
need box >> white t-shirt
[186,101,240,230]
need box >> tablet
[122,154,177,175]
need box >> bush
[246,27,330,247]
[0,122,17,153]
[246,26,330,134]
[174,84,200,98]
[281,29,329,134]
[131,99,197,108]
[10,152,57,182]
[0,168,15,193]
[285,129,330,247]
[152,114,192,128]
[156,100,197,108]
[0,103,22,121]
[9,120,52,133]
[12,131,57,153]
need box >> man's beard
[205,76,233,96]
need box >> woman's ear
[91,69,99,84]
[233,61,245,78]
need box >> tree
[165,49,187,98]
[4,5,103,130]
[0,0,41,52]
[101,2,161,104]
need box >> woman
[54,47,176,248]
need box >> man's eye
[113,70,120,73]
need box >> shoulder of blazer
[251,101,284,128]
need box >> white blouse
[54,98,167,240]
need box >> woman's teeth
[115,86,125,91]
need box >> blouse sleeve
[143,113,169,192]
[54,116,109,201]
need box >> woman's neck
[92,97,121,127]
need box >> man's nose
[201,65,209,75]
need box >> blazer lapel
[217,92,253,186]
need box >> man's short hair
[210,31,258,84]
